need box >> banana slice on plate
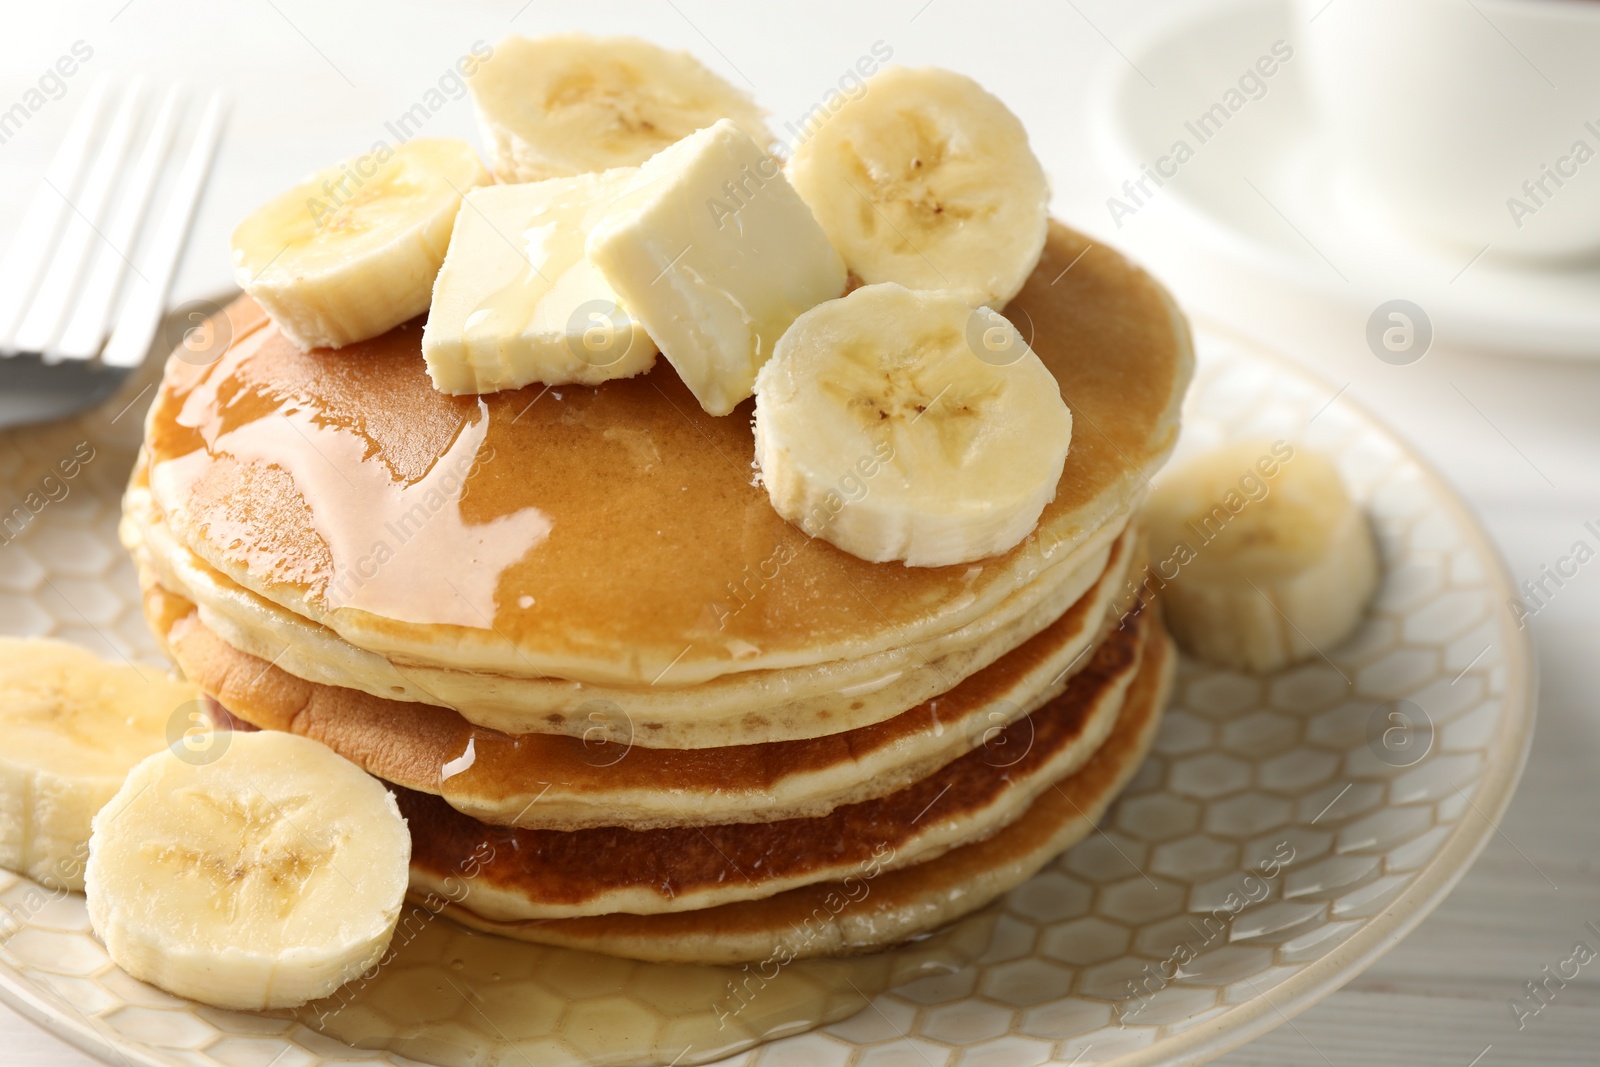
[231,138,490,352]
[786,66,1049,309]
[0,638,197,892]
[753,284,1071,567]
[471,33,772,182]
[1144,441,1380,673]
[86,731,410,1011]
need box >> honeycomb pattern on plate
[0,333,1530,1067]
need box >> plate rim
[1095,316,1539,1067]
[0,959,175,1067]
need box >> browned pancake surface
[149,532,1126,829]
[398,611,1145,910]
[139,225,1188,682]
[437,624,1174,962]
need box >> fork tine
[102,92,227,369]
[0,77,113,353]
[56,86,186,361]
[14,80,148,359]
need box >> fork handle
[102,93,227,369]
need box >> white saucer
[1087,0,1600,359]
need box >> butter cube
[586,120,846,416]
[422,170,657,395]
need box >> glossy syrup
[152,347,554,630]
[291,908,997,1066]
[141,307,1067,684]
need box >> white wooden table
[2,2,1595,1063]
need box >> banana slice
[86,731,410,1011]
[471,33,772,182]
[231,138,490,351]
[0,638,196,892]
[786,66,1049,309]
[1144,441,1380,673]
[753,284,1071,566]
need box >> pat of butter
[586,120,846,416]
[422,170,658,395]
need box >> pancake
[385,607,1154,920]
[132,224,1191,697]
[431,622,1174,964]
[147,530,1139,831]
[126,485,1125,745]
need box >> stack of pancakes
[122,224,1193,965]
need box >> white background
[0,1,1596,1064]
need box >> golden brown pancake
[432,624,1174,964]
[147,530,1138,831]
[126,487,1125,746]
[132,224,1191,702]
[382,608,1152,920]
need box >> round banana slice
[786,65,1049,309]
[231,138,490,352]
[753,284,1071,567]
[0,638,197,892]
[86,731,410,1011]
[470,33,772,182]
[1144,441,1380,673]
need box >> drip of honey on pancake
[149,326,554,630]
[138,225,1190,688]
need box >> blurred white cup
[1295,0,1600,262]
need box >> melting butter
[423,172,658,395]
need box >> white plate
[0,326,1535,1067]
[1088,0,1600,359]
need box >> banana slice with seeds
[471,34,772,182]
[753,284,1071,567]
[787,66,1050,309]
[231,138,490,352]
[86,731,410,1011]
[1144,441,1380,673]
[0,638,196,892]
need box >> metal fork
[0,78,226,430]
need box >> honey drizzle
[150,343,552,631]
